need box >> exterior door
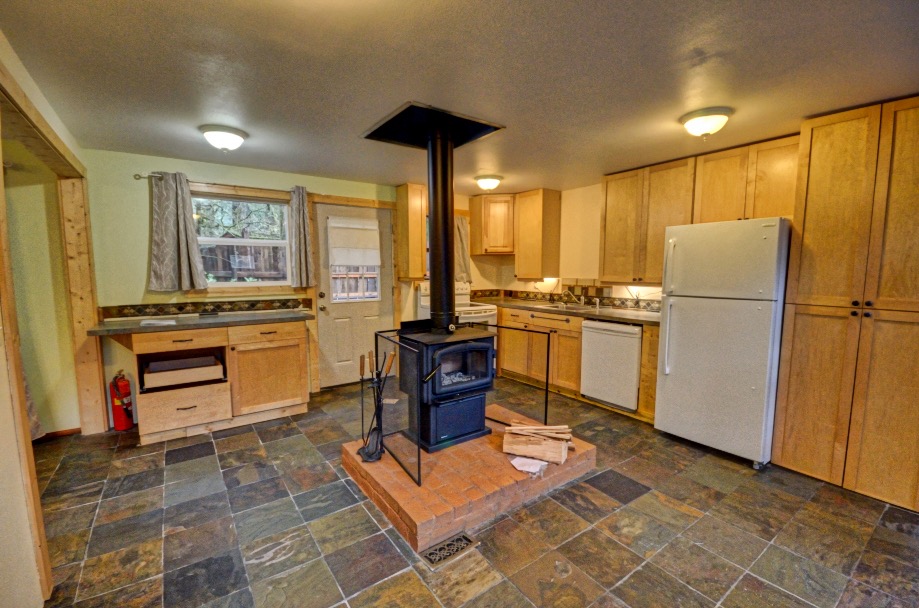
[316,204,394,387]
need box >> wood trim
[186,285,309,298]
[308,192,395,209]
[0,67,85,177]
[0,124,53,598]
[58,179,108,434]
[34,428,81,440]
[188,182,291,202]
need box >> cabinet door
[843,310,919,510]
[864,97,919,312]
[599,169,644,282]
[641,158,695,284]
[636,324,658,423]
[482,195,515,253]
[498,319,530,377]
[693,147,748,224]
[514,190,543,279]
[772,305,861,483]
[551,328,581,392]
[528,329,551,383]
[395,183,428,280]
[745,136,799,220]
[228,338,309,416]
[786,107,881,306]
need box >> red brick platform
[341,404,596,551]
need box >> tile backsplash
[471,285,661,312]
[100,298,311,320]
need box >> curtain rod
[133,173,163,180]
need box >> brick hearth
[341,404,596,551]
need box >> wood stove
[398,320,495,452]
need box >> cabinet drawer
[524,311,583,332]
[137,382,231,434]
[132,328,228,354]
[228,322,307,344]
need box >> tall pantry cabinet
[773,97,919,511]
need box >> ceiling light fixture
[679,107,734,138]
[199,125,248,151]
[475,174,502,190]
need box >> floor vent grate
[419,533,478,569]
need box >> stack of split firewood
[502,424,574,465]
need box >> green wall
[82,149,396,306]
[4,142,81,433]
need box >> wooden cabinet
[599,158,694,284]
[514,189,561,279]
[470,194,514,254]
[774,97,919,510]
[636,324,659,423]
[497,308,581,391]
[395,183,428,280]
[692,136,799,224]
[228,322,309,417]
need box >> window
[330,265,380,302]
[327,216,382,303]
[192,195,291,286]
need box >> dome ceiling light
[475,175,502,190]
[679,107,734,139]
[199,125,248,151]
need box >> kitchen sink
[534,303,593,311]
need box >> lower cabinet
[773,305,919,510]
[497,308,581,392]
[228,325,309,417]
[137,383,232,435]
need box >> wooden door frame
[1,59,103,599]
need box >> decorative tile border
[99,298,311,320]
[471,287,661,312]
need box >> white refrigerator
[654,218,790,467]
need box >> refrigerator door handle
[663,299,673,375]
[663,238,677,294]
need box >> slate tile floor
[34,378,919,608]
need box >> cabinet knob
[863,312,872,318]
[319,291,326,298]
[231,346,236,351]
[632,277,637,281]
[850,311,859,317]
[864,301,873,307]
[319,305,327,311]
[852,300,860,306]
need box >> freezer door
[662,218,789,300]
[655,296,782,463]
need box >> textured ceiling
[1,1,917,194]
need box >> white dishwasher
[580,320,642,411]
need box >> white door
[316,204,394,387]
[663,218,789,300]
[655,296,781,463]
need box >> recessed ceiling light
[679,107,734,138]
[475,175,502,190]
[199,125,248,151]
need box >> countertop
[474,297,661,326]
[87,309,315,336]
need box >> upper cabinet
[395,183,428,281]
[785,107,881,307]
[599,158,694,284]
[692,136,799,224]
[514,189,561,279]
[470,194,514,254]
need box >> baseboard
[33,428,81,442]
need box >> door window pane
[330,265,381,302]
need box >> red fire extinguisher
[110,370,135,431]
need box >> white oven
[416,282,497,331]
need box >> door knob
[319,305,327,311]
[319,291,326,298]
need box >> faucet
[560,290,583,305]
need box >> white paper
[140,319,177,326]
[509,456,548,475]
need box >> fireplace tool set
[357,350,396,462]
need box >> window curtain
[327,217,381,266]
[148,172,208,291]
[454,215,473,283]
[289,186,315,287]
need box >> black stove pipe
[426,128,456,331]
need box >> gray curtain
[148,172,208,291]
[455,215,473,283]
[289,186,316,287]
